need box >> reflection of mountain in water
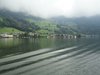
[0,38,78,58]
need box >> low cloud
[0,0,100,18]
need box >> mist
[0,0,100,18]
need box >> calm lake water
[0,38,100,75]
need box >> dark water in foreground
[0,38,100,75]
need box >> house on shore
[0,34,13,38]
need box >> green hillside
[0,10,80,35]
[34,21,59,34]
[0,27,23,33]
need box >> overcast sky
[0,0,100,18]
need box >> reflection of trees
[0,38,21,48]
[0,38,41,58]
[0,38,85,58]
[39,38,55,48]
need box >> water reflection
[0,38,81,58]
[0,38,100,75]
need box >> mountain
[0,9,79,35]
[50,16,100,35]
[0,9,42,32]
[0,9,100,35]
[0,9,44,21]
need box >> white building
[0,34,13,38]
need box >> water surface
[0,38,100,75]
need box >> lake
[0,38,100,75]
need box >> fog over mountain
[0,0,100,35]
[0,0,100,18]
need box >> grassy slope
[34,21,59,34]
[0,27,23,33]
[28,19,78,34]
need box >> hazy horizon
[0,0,100,18]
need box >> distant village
[0,32,99,39]
[0,32,78,39]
